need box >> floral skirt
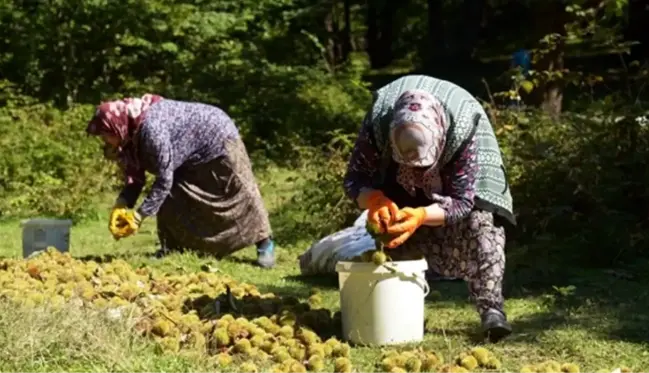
[388,210,506,314]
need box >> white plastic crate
[21,219,72,258]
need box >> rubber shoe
[153,247,170,259]
[256,239,276,269]
[481,308,512,343]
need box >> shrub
[488,102,649,266]
[230,62,372,162]
[0,83,119,221]
[0,62,373,223]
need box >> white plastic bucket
[21,219,72,258]
[335,258,429,346]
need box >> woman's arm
[115,163,147,208]
[343,117,382,208]
[422,137,478,227]
[135,126,175,218]
[117,176,146,208]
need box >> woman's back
[139,99,240,173]
[370,75,515,225]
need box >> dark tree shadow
[181,287,343,340]
[499,258,649,345]
[486,111,649,346]
[256,281,337,303]
[425,280,475,304]
[417,262,649,346]
[501,299,649,346]
[222,256,258,266]
[77,253,121,263]
[76,250,169,264]
[282,274,339,289]
[267,246,649,346]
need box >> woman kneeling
[343,75,516,342]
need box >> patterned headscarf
[86,94,163,141]
[389,90,448,199]
[86,94,163,182]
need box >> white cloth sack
[297,209,455,280]
[298,210,375,275]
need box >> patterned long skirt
[388,210,506,315]
[155,137,272,258]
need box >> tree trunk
[531,1,567,119]
[376,0,396,68]
[366,0,397,69]
[342,0,352,60]
[537,39,565,119]
[426,0,445,67]
[324,3,341,70]
[457,0,486,63]
[540,83,563,119]
[332,4,344,65]
[626,0,649,61]
[366,0,379,67]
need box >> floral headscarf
[389,89,448,199]
[86,94,163,183]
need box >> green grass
[0,165,648,372]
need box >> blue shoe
[256,239,275,269]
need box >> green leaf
[160,42,179,54]
[520,80,534,93]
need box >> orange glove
[385,207,427,248]
[365,190,399,233]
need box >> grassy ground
[0,165,648,372]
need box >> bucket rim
[20,218,73,227]
[335,258,428,273]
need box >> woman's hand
[109,197,127,239]
[361,190,400,232]
[110,209,142,240]
[385,207,427,248]
[103,143,120,161]
[422,203,446,227]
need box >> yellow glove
[109,198,128,239]
[111,210,142,240]
[109,198,142,240]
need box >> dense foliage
[1,0,648,268]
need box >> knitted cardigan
[369,74,516,225]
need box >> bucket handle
[381,263,431,298]
[414,274,430,297]
[393,270,430,298]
